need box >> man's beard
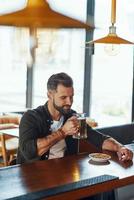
[53,100,71,115]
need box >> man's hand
[61,116,79,136]
[117,146,133,161]
[102,138,133,162]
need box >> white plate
[89,153,111,162]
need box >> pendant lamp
[0,0,92,29]
[86,0,133,47]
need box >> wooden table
[0,127,19,138]
[0,143,133,200]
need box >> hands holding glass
[61,113,97,139]
[61,113,97,154]
[61,113,87,139]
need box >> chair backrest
[0,115,20,125]
[96,123,134,145]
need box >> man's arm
[37,116,79,156]
[102,137,133,161]
[86,126,133,161]
[37,129,65,156]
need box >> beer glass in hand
[73,113,87,139]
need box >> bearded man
[17,72,133,164]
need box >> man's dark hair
[47,72,73,90]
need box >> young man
[17,72,133,164]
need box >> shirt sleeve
[87,125,110,149]
[19,110,40,162]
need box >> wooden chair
[0,133,18,166]
[0,115,20,166]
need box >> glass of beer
[73,113,87,139]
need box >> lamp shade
[86,33,134,45]
[0,0,92,29]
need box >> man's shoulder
[22,105,47,120]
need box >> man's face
[48,84,74,115]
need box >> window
[32,0,87,113]
[90,0,134,127]
[0,27,27,113]
[33,28,86,113]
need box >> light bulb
[104,44,120,56]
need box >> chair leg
[0,134,8,166]
[9,154,14,165]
